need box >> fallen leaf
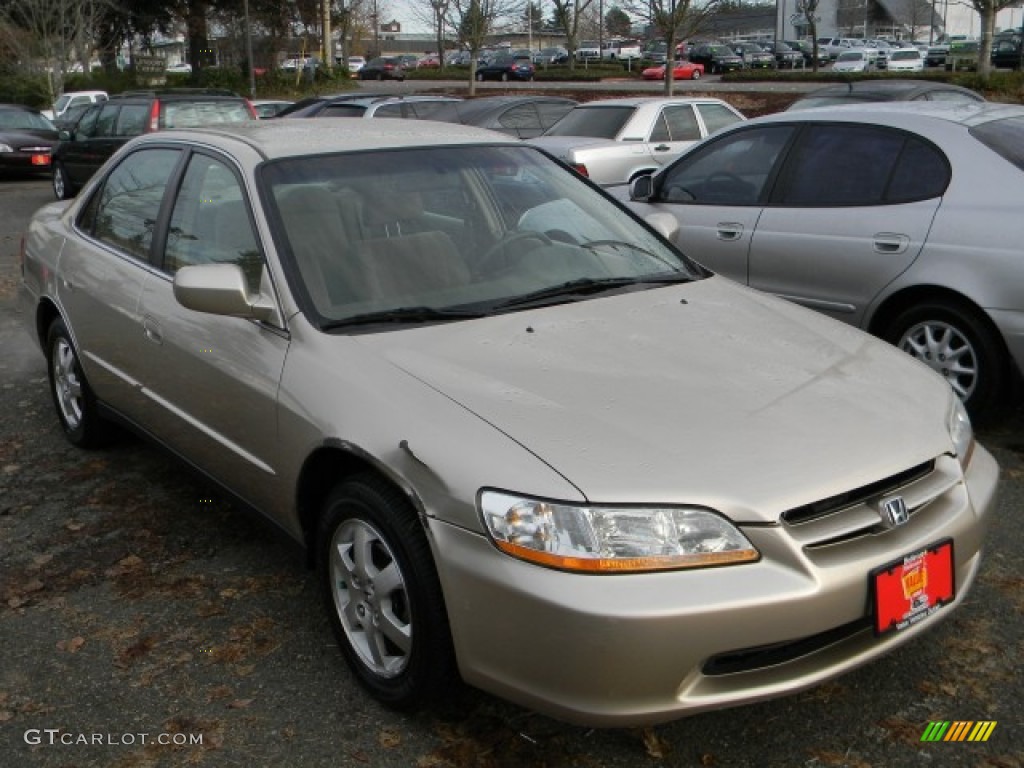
[65,520,84,531]
[227,698,254,709]
[379,727,402,748]
[23,579,45,593]
[642,726,668,759]
[0,711,12,722]
[32,554,54,567]
[7,596,28,609]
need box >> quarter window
[696,102,743,135]
[662,106,701,141]
[86,148,181,261]
[164,154,263,292]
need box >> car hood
[356,277,954,523]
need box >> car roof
[801,80,980,99]
[0,103,42,112]
[569,96,731,108]
[127,118,512,160]
[747,100,1024,130]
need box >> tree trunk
[977,8,996,78]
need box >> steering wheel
[477,230,553,277]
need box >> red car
[641,60,704,80]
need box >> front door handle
[716,223,744,241]
[143,316,162,344]
[653,144,671,152]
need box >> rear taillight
[571,163,589,178]
[148,100,160,131]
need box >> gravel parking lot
[1,176,1021,768]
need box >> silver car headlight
[0,143,13,153]
[949,397,974,470]
[480,491,759,573]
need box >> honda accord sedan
[20,120,997,726]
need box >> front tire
[692,69,702,80]
[317,474,457,709]
[46,318,112,448]
[884,300,1005,418]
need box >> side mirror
[630,174,654,201]
[173,264,276,322]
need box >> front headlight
[0,143,13,153]
[949,397,974,470]
[480,491,759,573]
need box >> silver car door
[647,105,703,168]
[135,152,289,508]
[748,123,946,328]
[57,146,184,421]
[641,124,796,282]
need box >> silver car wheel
[898,320,977,401]
[329,518,411,678]
[52,336,85,430]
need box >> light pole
[243,0,255,97]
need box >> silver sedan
[20,120,997,726]
[620,101,1024,418]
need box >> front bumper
[432,446,998,727]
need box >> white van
[43,90,108,121]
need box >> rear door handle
[654,144,671,152]
[716,223,744,241]
[873,233,910,254]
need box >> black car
[445,96,577,138]
[358,57,407,81]
[475,55,535,82]
[730,42,776,69]
[784,39,830,68]
[0,104,57,176]
[991,31,1022,69]
[51,89,255,199]
[786,79,985,111]
[759,41,805,69]
[687,43,744,74]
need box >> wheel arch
[35,297,63,351]
[868,284,1007,360]
[296,441,429,569]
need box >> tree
[795,0,821,72]
[0,0,113,102]
[969,0,1019,77]
[605,6,631,37]
[550,0,597,69]
[624,0,720,95]
[447,0,518,93]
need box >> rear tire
[317,474,457,710]
[884,300,1005,419]
[46,319,113,448]
[692,69,701,80]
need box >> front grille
[703,618,872,675]
[781,457,961,550]
[782,460,934,525]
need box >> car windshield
[260,144,701,328]
[0,109,54,131]
[837,51,865,61]
[542,105,634,138]
[890,50,920,60]
[710,45,733,56]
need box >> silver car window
[165,154,264,292]
[658,125,794,205]
[82,148,182,262]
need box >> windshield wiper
[322,306,486,330]
[492,274,690,311]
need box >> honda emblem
[880,496,910,528]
